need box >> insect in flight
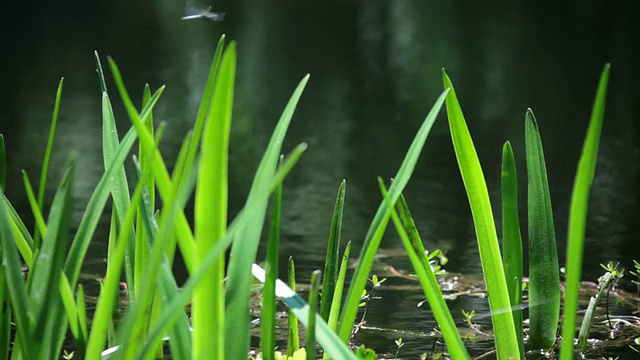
[181,6,225,21]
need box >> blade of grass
[288,256,300,355]
[261,157,284,360]
[21,171,47,241]
[33,158,75,357]
[338,89,449,342]
[559,64,610,360]
[1,193,34,263]
[64,84,164,286]
[307,270,322,360]
[380,180,470,360]
[133,158,192,360]
[98,51,136,301]
[525,109,560,350]
[224,73,310,360]
[0,190,33,359]
[130,143,307,359]
[34,78,64,249]
[85,165,148,358]
[252,264,358,360]
[501,141,524,357]
[107,57,197,274]
[321,180,346,321]
[442,69,519,359]
[192,40,235,360]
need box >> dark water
[2,0,640,358]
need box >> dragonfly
[181,6,225,21]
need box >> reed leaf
[321,180,346,321]
[261,157,284,360]
[192,40,235,360]
[380,180,470,360]
[500,141,524,357]
[442,69,520,359]
[559,63,610,360]
[307,270,322,360]
[338,89,449,342]
[224,74,309,360]
[288,256,300,355]
[525,109,560,351]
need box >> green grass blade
[192,41,235,360]
[288,256,300,355]
[0,134,5,190]
[21,170,47,241]
[85,169,147,358]
[525,109,560,351]
[442,69,519,359]
[380,180,470,360]
[34,78,64,248]
[100,87,136,301]
[0,190,33,359]
[321,180,346,321]
[261,159,284,360]
[253,264,358,360]
[306,270,322,360]
[559,64,610,360]
[29,158,75,357]
[133,161,192,360]
[64,85,164,287]
[338,89,449,342]
[501,141,524,357]
[1,193,34,263]
[224,74,310,360]
[326,241,350,333]
[107,57,197,273]
[131,144,306,359]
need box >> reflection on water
[1,0,640,357]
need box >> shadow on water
[2,0,640,358]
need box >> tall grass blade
[1,193,34,263]
[321,180,346,321]
[288,256,300,355]
[85,168,147,358]
[107,57,197,273]
[442,69,519,359]
[307,270,322,360]
[133,160,192,360]
[525,109,560,351]
[224,74,310,360]
[133,144,307,359]
[252,264,358,360]
[28,158,75,358]
[0,190,33,359]
[559,64,610,360]
[21,171,47,240]
[261,158,284,360]
[380,180,470,360]
[34,78,64,248]
[64,83,164,287]
[326,241,350,333]
[98,52,136,299]
[192,40,235,360]
[500,141,524,357]
[338,89,449,342]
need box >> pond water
[2,0,640,358]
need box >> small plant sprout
[62,350,74,360]
[394,337,404,359]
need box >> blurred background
[1,0,639,356]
